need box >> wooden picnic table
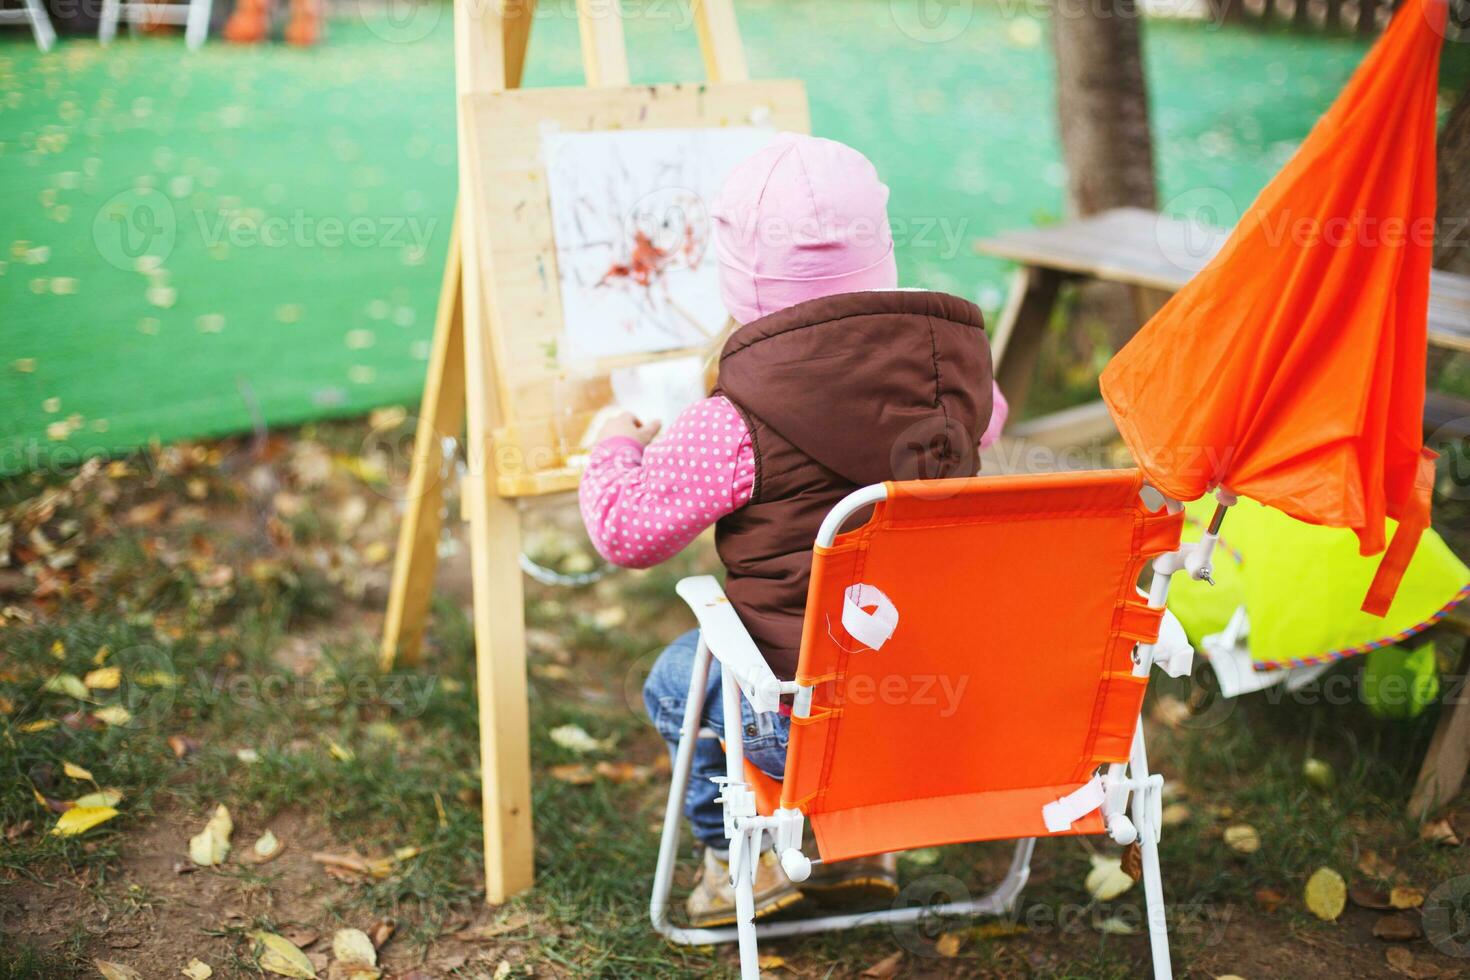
[976,207,1470,446]
[975,206,1470,820]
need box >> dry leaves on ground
[1373,914,1423,942]
[309,846,421,883]
[548,724,613,755]
[188,804,233,866]
[252,931,316,979]
[1084,854,1134,901]
[52,805,119,837]
[1419,818,1461,847]
[1254,887,1286,913]
[1223,824,1260,855]
[1386,947,1452,978]
[860,952,903,978]
[1304,867,1347,921]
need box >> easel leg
[990,266,1063,424]
[449,0,541,899]
[1409,637,1470,819]
[380,215,468,671]
[459,146,534,898]
[463,469,535,902]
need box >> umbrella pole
[1185,488,1238,585]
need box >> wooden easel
[378,0,808,902]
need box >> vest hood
[717,290,994,489]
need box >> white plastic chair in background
[99,0,212,50]
[0,0,57,51]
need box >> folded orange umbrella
[1101,0,1447,616]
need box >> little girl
[579,134,1002,926]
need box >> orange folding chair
[650,469,1194,979]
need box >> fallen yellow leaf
[331,928,378,969]
[1357,850,1399,879]
[549,764,595,785]
[181,959,213,980]
[19,719,56,733]
[1305,867,1347,921]
[592,606,627,629]
[935,932,964,957]
[251,931,317,979]
[42,674,89,700]
[1096,914,1139,935]
[93,706,132,726]
[92,646,110,666]
[83,667,121,690]
[1223,824,1260,854]
[252,829,283,861]
[94,960,143,980]
[328,740,355,762]
[549,724,611,755]
[74,789,123,808]
[1302,757,1336,791]
[1420,818,1461,847]
[1161,802,1191,826]
[1085,855,1135,901]
[860,951,904,978]
[62,761,95,782]
[1389,885,1425,910]
[52,806,119,837]
[188,804,233,866]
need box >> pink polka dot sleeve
[578,396,756,569]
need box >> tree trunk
[1436,80,1470,277]
[1050,0,1157,216]
[1048,0,1159,370]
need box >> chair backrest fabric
[779,469,1184,862]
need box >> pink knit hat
[712,134,898,325]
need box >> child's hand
[597,411,662,447]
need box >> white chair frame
[99,0,212,49]
[651,480,1208,979]
[0,0,57,51]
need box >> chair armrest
[675,575,786,715]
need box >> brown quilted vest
[713,290,994,679]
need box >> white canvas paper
[542,126,777,361]
[578,356,708,452]
[609,356,706,428]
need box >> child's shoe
[686,846,803,928]
[797,853,899,907]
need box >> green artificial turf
[1,2,1465,474]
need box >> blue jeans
[643,629,791,848]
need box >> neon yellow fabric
[1362,643,1439,720]
[1167,498,1468,670]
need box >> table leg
[991,266,1063,425]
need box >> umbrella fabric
[1100,0,1447,616]
[1166,497,1469,671]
